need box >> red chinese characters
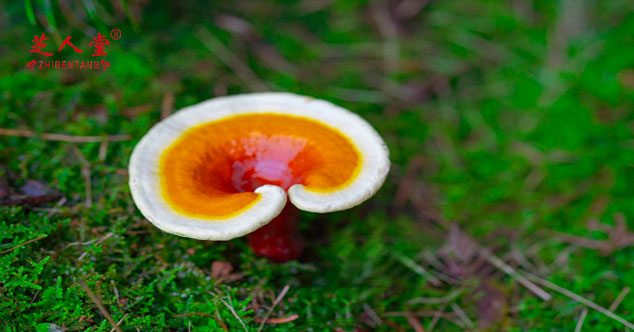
[89,33,110,57]
[27,32,114,71]
[58,36,84,53]
[88,33,110,70]
[30,33,52,56]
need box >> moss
[1,0,634,330]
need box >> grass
[1,0,634,331]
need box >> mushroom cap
[129,92,390,240]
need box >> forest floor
[1,0,634,331]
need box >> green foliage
[1,0,634,330]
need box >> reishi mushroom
[129,92,389,261]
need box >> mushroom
[129,92,390,261]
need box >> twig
[161,91,174,119]
[0,235,46,254]
[215,307,229,331]
[363,303,383,326]
[109,313,128,332]
[394,155,425,209]
[196,27,268,92]
[450,303,474,329]
[174,313,216,318]
[383,319,407,332]
[394,0,431,19]
[391,252,442,286]
[370,0,400,73]
[555,213,634,255]
[254,314,299,324]
[122,105,153,118]
[406,288,465,305]
[46,197,67,218]
[111,280,121,310]
[330,87,388,103]
[479,247,552,301]
[548,244,578,273]
[220,296,248,332]
[609,286,630,312]
[420,250,461,284]
[78,233,114,260]
[174,313,228,331]
[525,273,634,330]
[30,289,41,304]
[383,310,455,319]
[95,232,114,246]
[508,248,539,272]
[0,128,130,143]
[98,140,109,161]
[298,0,335,14]
[257,285,290,332]
[77,279,122,332]
[427,302,449,332]
[72,146,92,208]
[405,311,426,332]
[574,308,588,332]
[215,14,296,74]
[65,238,98,248]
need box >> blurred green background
[1,0,633,331]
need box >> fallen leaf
[121,104,153,118]
[476,280,507,329]
[211,261,233,279]
[557,213,634,255]
[0,181,8,199]
[0,178,62,206]
[448,223,478,262]
[20,179,52,197]
[618,69,634,90]
[253,314,299,324]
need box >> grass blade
[24,0,36,25]
[41,0,57,30]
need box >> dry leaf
[1,178,62,206]
[476,280,507,329]
[557,213,634,255]
[211,261,233,279]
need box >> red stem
[247,204,303,261]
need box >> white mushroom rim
[129,92,390,241]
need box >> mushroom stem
[247,204,303,262]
